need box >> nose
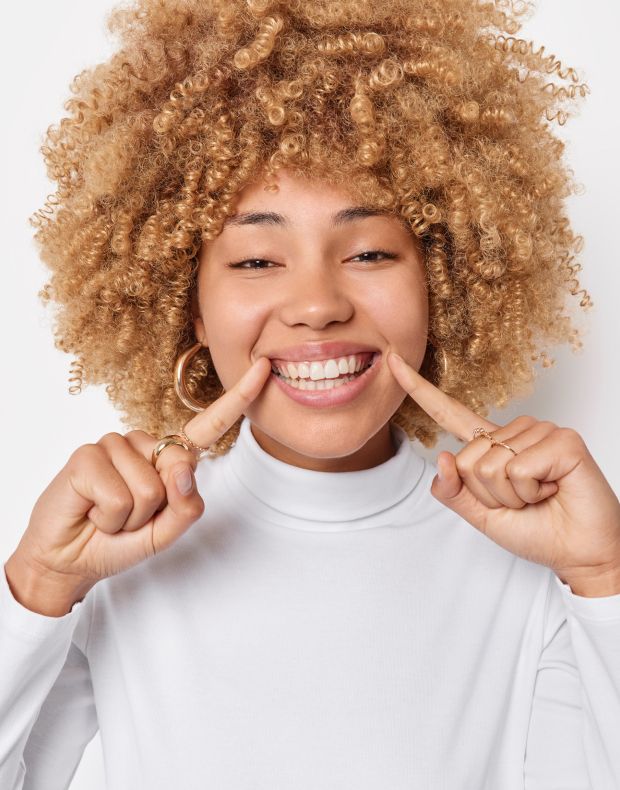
[277,266,354,330]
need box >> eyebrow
[222,206,391,229]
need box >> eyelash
[227,249,398,270]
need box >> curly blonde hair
[31,0,592,456]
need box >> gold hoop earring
[174,341,210,412]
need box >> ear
[190,288,208,346]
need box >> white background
[1,2,618,787]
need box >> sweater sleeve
[0,564,99,790]
[524,571,620,790]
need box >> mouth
[271,351,377,386]
[269,352,382,408]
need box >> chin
[248,404,390,460]
[281,434,370,461]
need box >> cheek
[364,275,429,347]
[199,288,268,384]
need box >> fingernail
[175,467,194,496]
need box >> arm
[0,561,99,790]
[524,571,620,790]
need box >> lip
[270,352,382,408]
[266,340,381,364]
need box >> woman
[1,0,619,787]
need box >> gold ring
[179,422,210,457]
[472,427,495,442]
[490,439,518,456]
[472,426,518,456]
[151,435,192,468]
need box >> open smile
[270,352,381,408]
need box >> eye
[350,249,398,263]
[227,249,397,270]
[227,259,276,270]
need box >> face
[193,169,429,472]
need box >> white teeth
[280,372,361,390]
[274,353,374,380]
[309,361,324,381]
[308,359,341,381]
[324,359,340,379]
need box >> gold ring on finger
[151,435,193,469]
[179,421,211,458]
[490,438,518,456]
[472,426,518,456]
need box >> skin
[6,174,619,619]
[192,169,429,472]
[387,352,620,597]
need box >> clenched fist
[4,357,272,616]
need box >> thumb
[433,452,462,499]
[150,463,206,555]
[431,452,491,531]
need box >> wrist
[4,551,95,617]
[555,562,620,598]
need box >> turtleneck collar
[223,417,428,530]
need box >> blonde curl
[30,0,592,455]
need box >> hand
[387,352,620,596]
[7,357,272,611]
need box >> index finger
[387,352,498,443]
[183,356,272,451]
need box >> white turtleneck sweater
[1,417,620,790]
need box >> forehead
[223,206,396,230]
[222,192,411,241]
[222,171,410,233]
[203,168,425,253]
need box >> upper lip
[266,341,381,363]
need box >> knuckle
[473,459,495,480]
[555,426,585,447]
[537,420,557,433]
[172,460,196,478]
[136,480,165,507]
[512,414,537,430]
[433,403,451,428]
[180,496,205,521]
[124,429,151,441]
[97,431,124,446]
[209,411,228,436]
[69,443,104,466]
[236,382,255,403]
[107,493,134,517]
[506,460,527,479]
